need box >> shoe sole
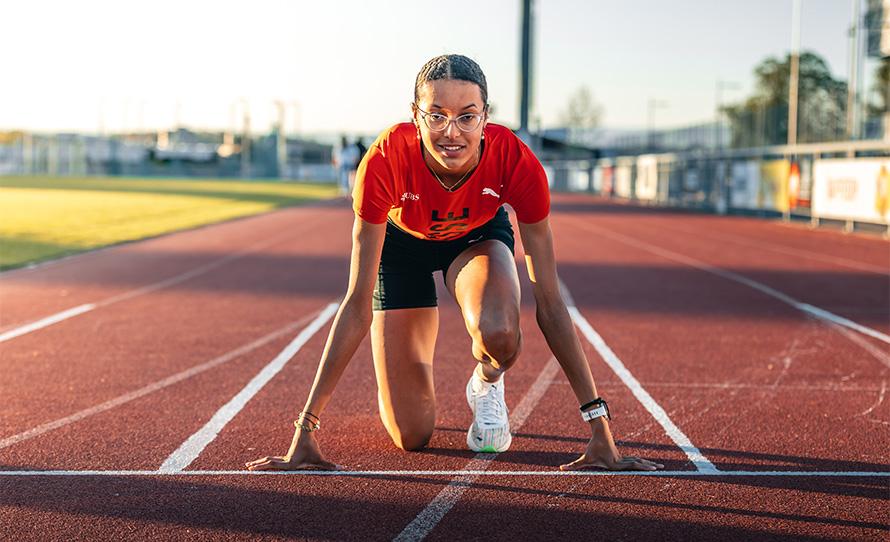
[466,425,512,453]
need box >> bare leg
[371,307,439,451]
[445,240,522,382]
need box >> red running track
[0,195,887,541]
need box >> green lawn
[0,176,338,271]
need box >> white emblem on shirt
[481,188,500,198]
[401,192,421,201]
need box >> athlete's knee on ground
[390,427,433,451]
[378,397,435,451]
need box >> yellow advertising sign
[759,160,790,212]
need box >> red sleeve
[352,138,397,224]
[503,141,550,224]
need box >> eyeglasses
[414,105,484,133]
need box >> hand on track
[245,430,340,471]
[559,418,664,472]
[560,452,664,472]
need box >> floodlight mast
[788,0,801,146]
[519,0,533,138]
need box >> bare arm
[518,217,662,472]
[301,217,386,416]
[246,216,385,471]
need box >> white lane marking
[0,304,96,343]
[574,220,890,346]
[655,222,889,275]
[0,470,887,477]
[158,303,339,473]
[821,318,890,369]
[798,303,890,346]
[393,357,561,542]
[0,213,330,343]
[567,305,718,473]
[0,306,330,450]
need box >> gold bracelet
[294,411,320,432]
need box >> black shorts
[373,206,515,311]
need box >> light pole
[519,0,534,139]
[846,0,862,140]
[275,100,287,179]
[232,98,251,179]
[647,98,668,150]
[788,0,801,146]
[715,79,741,151]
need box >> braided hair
[414,54,488,107]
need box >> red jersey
[353,123,550,240]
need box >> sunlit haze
[4,0,853,136]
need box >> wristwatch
[580,397,610,422]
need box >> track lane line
[570,218,890,346]
[0,208,340,343]
[0,304,331,450]
[567,305,718,473]
[393,357,561,542]
[158,302,339,473]
[0,304,96,342]
[557,279,717,472]
[1,470,886,477]
[650,221,889,275]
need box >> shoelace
[476,383,506,426]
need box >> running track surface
[1,194,888,541]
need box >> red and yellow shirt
[353,123,550,240]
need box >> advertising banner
[759,160,791,212]
[614,164,632,198]
[568,168,591,192]
[592,165,604,194]
[812,159,890,224]
[635,155,658,201]
[600,164,614,196]
[730,161,759,209]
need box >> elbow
[340,294,374,329]
[535,295,570,327]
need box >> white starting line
[0,470,886,477]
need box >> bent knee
[477,326,521,366]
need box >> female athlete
[247,54,663,472]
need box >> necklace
[427,147,480,193]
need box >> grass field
[0,176,338,271]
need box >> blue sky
[2,0,858,135]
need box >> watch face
[582,405,607,421]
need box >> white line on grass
[567,305,718,473]
[158,302,339,473]
[0,305,330,450]
[574,220,890,346]
[0,470,886,477]
[393,357,561,542]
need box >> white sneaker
[466,372,512,453]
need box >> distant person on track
[247,54,663,472]
[336,135,360,196]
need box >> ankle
[476,363,503,384]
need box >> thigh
[371,307,439,442]
[445,239,521,337]
[374,222,439,310]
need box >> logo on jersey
[481,188,500,198]
[400,192,420,201]
[428,207,470,240]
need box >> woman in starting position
[247,54,663,472]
